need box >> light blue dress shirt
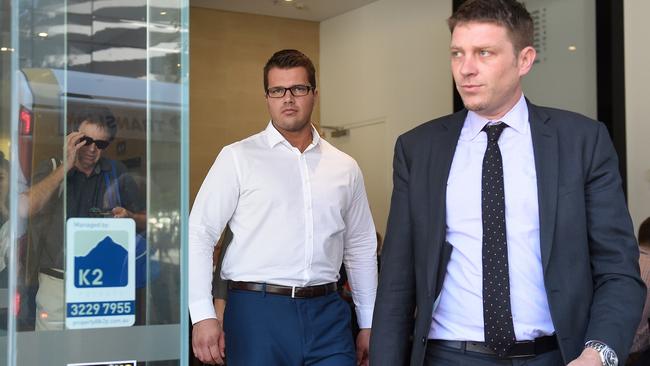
[429,95,555,341]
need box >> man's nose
[459,55,478,77]
[282,91,295,103]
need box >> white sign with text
[65,218,136,329]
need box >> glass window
[0,0,188,363]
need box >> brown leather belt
[429,335,558,359]
[228,281,337,298]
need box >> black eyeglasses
[266,85,314,98]
[80,136,110,150]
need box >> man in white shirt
[370,0,644,365]
[189,49,377,366]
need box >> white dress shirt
[189,122,378,328]
[430,94,555,341]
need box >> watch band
[584,340,618,366]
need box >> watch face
[604,349,618,366]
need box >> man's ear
[518,46,536,77]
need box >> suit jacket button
[421,337,426,345]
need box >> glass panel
[521,0,598,119]
[148,0,184,328]
[0,0,20,363]
[0,0,188,361]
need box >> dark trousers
[224,288,355,366]
[425,342,564,366]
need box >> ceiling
[190,0,379,22]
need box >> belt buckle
[506,342,536,359]
[291,286,296,298]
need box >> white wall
[625,1,650,234]
[320,0,453,236]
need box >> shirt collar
[264,121,320,150]
[463,94,529,141]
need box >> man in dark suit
[370,1,645,365]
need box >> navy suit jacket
[370,101,646,365]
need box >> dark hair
[263,49,316,92]
[72,106,117,141]
[639,217,650,245]
[448,0,534,53]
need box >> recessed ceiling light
[568,45,577,51]
[160,11,167,15]
[273,0,305,10]
[38,32,48,38]
[0,47,7,51]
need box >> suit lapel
[528,102,558,273]
[426,111,465,295]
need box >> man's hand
[112,208,147,231]
[65,132,86,171]
[112,207,132,218]
[567,347,602,366]
[356,328,370,366]
[192,318,226,365]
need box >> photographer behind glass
[20,106,145,331]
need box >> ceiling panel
[190,0,379,22]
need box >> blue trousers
[223,288,355,366]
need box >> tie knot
[483,123,507,142]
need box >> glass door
[0,0,189,363]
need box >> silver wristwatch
[584,340,618,366]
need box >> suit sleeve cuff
[189,298,217,325]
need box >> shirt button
[421,337,426,345]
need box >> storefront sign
[66,218,136,329]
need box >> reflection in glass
[1,0,187,362]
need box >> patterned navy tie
[481,122,515,357]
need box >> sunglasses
[80,136,110,150]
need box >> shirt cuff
[355,305,374,329]
[189,298,217,325]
